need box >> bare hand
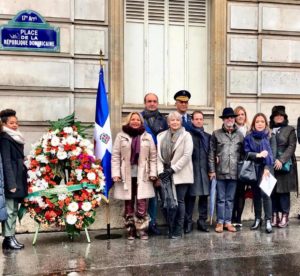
[257,150,268,158]
[10,188,16,193]
[208,172,216,181]
[262,169,270,178]
[113,177,121,182]
[274,159,283,170]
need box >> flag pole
[100,50,111,239]
[95,49,121,240]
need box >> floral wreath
[20,114,107,237]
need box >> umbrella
[159,175,178,237]
[209,178,217,225]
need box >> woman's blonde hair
[234,106,249,126]
[122,112,144,126]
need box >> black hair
[0,109,17,124]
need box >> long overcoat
[111,131,157,200]
[188,131,211,196]
[0,154,8,221]
[272,125,298,193]
[0,132,27,199]
[157,128,194,185]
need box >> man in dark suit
[174,90,192,131]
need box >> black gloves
[158,168,175,180]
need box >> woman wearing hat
[270,106,298,228]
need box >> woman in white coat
[111,112,157,240]
[157,111,193,238]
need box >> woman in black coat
[184,111,211,233]
[0,109,27,250]
[270,106,298,228]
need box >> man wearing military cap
[174,90,192,131]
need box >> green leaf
[18,204,28,223]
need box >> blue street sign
[0,10,60,52]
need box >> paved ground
[1,220,300,275]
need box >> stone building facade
[0,0,299,232]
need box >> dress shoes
[2,237,23,250]
[215,223,223,233]
[265,220,272,234]
[224,223,237,232]
[12,236,24,248]
[197,220,209,232]
[184,222,193,234]
[148,224,161,235]
[250,218,262,230]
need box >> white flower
[79,139,91,148]
[36,179,49,190]
[81,202,92,212]
[58,194,67,201]
[35,196,48,208]
[50,149,57,155]
[63,127,73,134]
[71,147,82,157]
[57,151,67,160]
[66,136,76,145]
[28,170,38,181]
[36,154,49,164]
[51,136,60,147]
[75,169,83,181]
[66,214,77,225]
[68,202,79,212]
[87,172,96,181]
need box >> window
[124,0,208,106]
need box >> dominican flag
[94,67,112,198]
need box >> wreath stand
[32,223,91,245]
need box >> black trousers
[173,184,189,235]
[271,191,290,214]
[185,194,208,223]
[232,182,247,224]
[252,182,272,220]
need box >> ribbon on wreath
[26,183,100,199]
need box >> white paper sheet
[259,173,277,197]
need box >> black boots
[265,220,272,234]
[184,221,193,234]
[2,236,24,250]
[250,218,262,230]
[197,219,209,232]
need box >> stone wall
[1,0,300,233]
[0,1,115,233]
[227,0,300,219]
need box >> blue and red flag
[94,67,112,198]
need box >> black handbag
[237,155,257,183]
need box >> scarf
[142,110,167,136]
[190,124,209,153]
[122,125,145,165]
[160,127,184,165]
[247,130,273,166]
[2,126,25,145]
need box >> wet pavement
[1,220,300,275]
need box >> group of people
[0,93,299,249]
[111,90,299,240]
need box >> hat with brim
[174,90,191,102]
[219,107,238,119]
